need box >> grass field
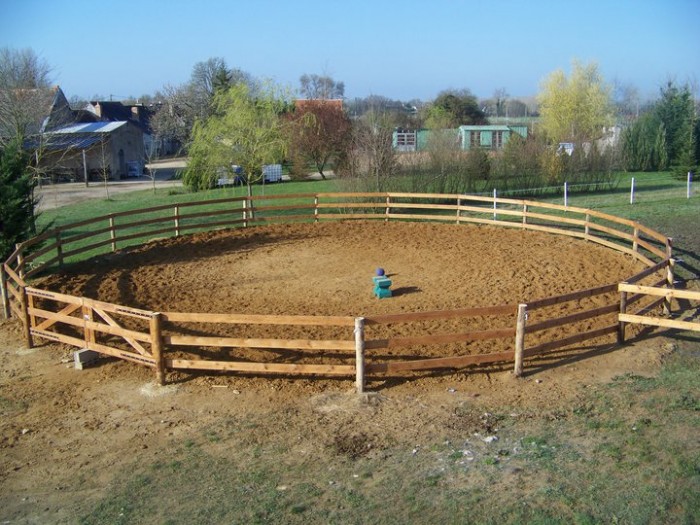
[26,171,700,524]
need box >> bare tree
[347,111,396,191]
[0,47,53,145]
[151,58,256,152]
[299,74,345,100]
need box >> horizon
[1,0,698,103]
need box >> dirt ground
[0,220,681,523]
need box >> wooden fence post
[109,216,117,252]
[522,203,528,229]
[150,312,166,386]
[0,266,10,319]
[19,285,33,348]
[514,304,527,377]
[584,213,591,241]
[664,239,675,315]
[618,285,628,344]
[355,317,366,393]
[456,197,461,224]
[17,245,25,279]
[82,301,95,347]
[632,226,639,255]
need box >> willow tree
[184,82,289,194]
[538,60,614,143]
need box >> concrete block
[74,348,100,370]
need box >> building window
[470,131,481,148]
[493,131,503,149]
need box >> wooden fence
[2,192,691,393]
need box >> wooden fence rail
[1,192,688,393]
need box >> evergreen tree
[0,137,36,260]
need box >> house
[392,125,529,152]
[457,125,528,150]
[84,100,176,157]
[7,86,148,182]
[41,121,145,181]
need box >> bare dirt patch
[1,220,677,523]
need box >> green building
[393,125,528,152]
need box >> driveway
[35,158,186,211]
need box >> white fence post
[354,317,366,394]
[630,177,635,204]
[493,189,497,221]
[564,182,568,209]
[688,171,693,199]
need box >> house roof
[50,121,127,134]
[458,125,513,131]
[26,121,128,151]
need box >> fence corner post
[618,284,628,344]
[0,265,10,320]
[514,304,527,378]
[150,312,166,386]
[20,284,33,349]
[354,317,366,394]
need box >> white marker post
[630,177,635,204]
[493,189,497,220]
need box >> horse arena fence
[2,192,698,393]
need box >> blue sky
[1,0,698,102]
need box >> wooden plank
[461,206,523,218]
[379,213,459,223]
[585,208,638,228]
[365,304,516,325]
[634,222,669,244]
[22,241,60,262]
[366,350,515,373]
[626,259,669,284]
[166,358,355,375]
[3,264,23,286]
[162,311,355,326]
[316,213,386,221]
[316,192,388,199]
[522,222,587,240]
[6,282,22,301]
[524,324,617,357]
[389,202,459,211]
[618,313,700,332]
[165,334,356,351]
[523,211,587,227]
[112,226,179,245]
[371,328,515,350]
[586,222,634,241]
[634,238,667,259]
[618,284,700,301]
[528,283,618,310]
[527,303,619,333]
[316,202,385,210]
[26,287,83,305]
[81,297,153,320]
